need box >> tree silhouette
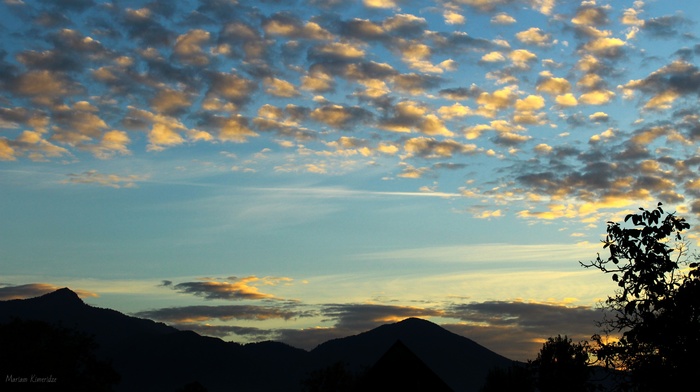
[0,318,120,391]
[479,364,534,392]
[581,203,700,391]
[529,335,590,392]
[300,362,362,392]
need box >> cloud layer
[1,0,699,226]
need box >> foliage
[529,335,591,392]
[0,318,121,391]
[480,336,590,392]
[175,381,209,392]
[581,203,700,391]
[479,363,534,392]
[300,362,363,392]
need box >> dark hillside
[1,289,515,392]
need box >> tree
[529,335,591,392]
[479,364,534,392]
[581,203,700,391]
[300,362,363,392]
[0,318,121,391]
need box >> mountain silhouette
[309,317,513,392]
[359,339,455,391]
[0,288,515,392]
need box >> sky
[1,0,699,362]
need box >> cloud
[622,61,700,111]
[443,301,601,361]
[0,131,70,162]
[321,303,443,331]
[444,10,465,25]
[509,49,538,69]
[379,101,452,136]
[276,303,444,349]
[172,29,210,66]
[480,51,506,63]
[63,170,147,188]
[198,113,258,143]
[263,13,331,40]
[457,0,516,12]
[165,276,292,301]
[404,137,478,158]
[536,72,571,95]
[0,283,98,300]
[642,14,691,38]
[172,323,277,340]
[516,27,553,46]
[273,298,602,360]
[310,104,373,129]
[203,72,257,111]
[491,13,516,25]
[571,4,610,27]
[8,70,83,106]
[578,89,615,105]
[134,304,303,323]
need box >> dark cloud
[39,0,95,13]
[321,303,443,331]
[392,73,443,94]
[173,323,276,340]
[492,132,531,147]
[165,276,290,301]
[338,18,389,42]
[309,104,374,129]
[216,21,268,61]
[431,31,496,53]
[122,7,176,47]
[440,300,602,360]
[642,15,691,38]
[33,11,72,29]
[7,70,84,106]
[134,304,303,323]
[203,71,258,108]
[438,85,483,100]
[275,327,348,350]
[274,303,444,350]
[16,50,82,73]
[432,162,468,171]
[0,283,97,300]
[447,301,600,331]
[274,300,603,359]
[0,107,49,130]
[624,61,700,110]
[0,283,60,300]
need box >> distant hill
[309,317,514,392]
[0,288,516,392]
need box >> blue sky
[1,0,699,361]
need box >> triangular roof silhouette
[359,339,454,392]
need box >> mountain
[0,288,515,391]
[0,288,309,391]
[309,317,514,392]
[358,339,455,392]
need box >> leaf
[612,274,618,282]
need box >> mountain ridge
[0,288,515,392]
